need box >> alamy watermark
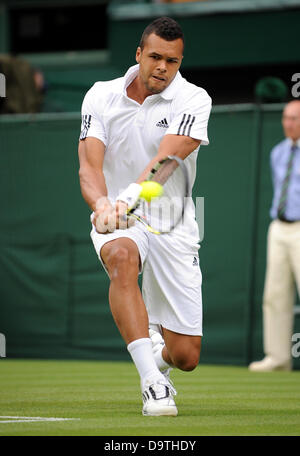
[94,196,205,240]
[292,333,300,358]
[0,333,6,358]
[291,73,300,98]
[0,73,6,98]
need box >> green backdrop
[1,105,300,367]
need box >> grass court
[0,359,300,437]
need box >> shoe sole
[249,364,292,372]
[249,367,291,372]
[142,408,178,417]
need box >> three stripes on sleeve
[80,114,91,140]
[177,114,196,136]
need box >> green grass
[0,359,300,436]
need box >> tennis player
[78,17,212,416]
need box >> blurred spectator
[0,54,45,114]
[249,101,300,372]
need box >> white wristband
[116,183,142,208]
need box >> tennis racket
[126,155,190,234]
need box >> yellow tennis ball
[140,181,163,202]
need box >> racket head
[128,155,190,234]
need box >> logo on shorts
[193,256,198,266]
[156,118,169,128]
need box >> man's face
[136,33,184,95]
[282,101,300,141]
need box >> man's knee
[101,241,140,280]
[105,245,130,268]
[173,348,200,371]
[162,330,201,371]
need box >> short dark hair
[139,17,184,51]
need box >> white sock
[127,338,165,389]
[153,343,172,372]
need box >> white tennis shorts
[90,221,203,336]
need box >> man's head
[139,17,184,52]
[282,100,300,142]
[136,17,184,95]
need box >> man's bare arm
[79,137,134,232]
[136,134,201,183]
[78,137,109,212]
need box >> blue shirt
[270,138,300,221]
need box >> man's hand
[93,197,134,233]
[93,197,114,233]
[115,200,135,230]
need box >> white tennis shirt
[80,64,212,241]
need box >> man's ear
[136,47,142,64]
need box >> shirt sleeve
[79,83,107,145]
[167,88,212,145]
[270,145,277,189]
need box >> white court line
[0,420,75,423]
[0,416,80,424]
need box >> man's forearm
[79,168,109,212]
[136,134,201,183]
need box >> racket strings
[149,158,179,186]
[128,156,190,234]
[143,161,186,233]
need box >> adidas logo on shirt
[156,118,169,128]
[193,257,198,266]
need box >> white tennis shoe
[248,356,292,372]
[142,378,178,416]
